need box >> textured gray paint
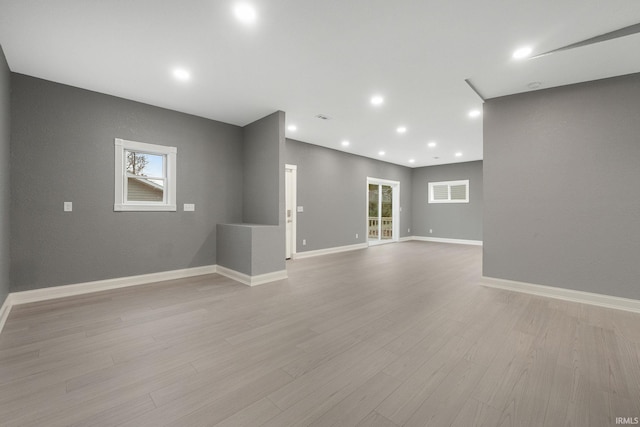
[242,112,283,226]
[217,224,284,276]
[285,139,413,252]
[411,161,483,241]
[216,224,252,275]
[252,225,285,275]
[218,111,286,277]
[11,74,244,291]
[236,111,286,274]
[0,46,10,305]
[484,73,640,300]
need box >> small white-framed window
[114,138,177,211]
[428,179,469,203]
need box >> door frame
[285,164,297,259]
[366,177,400,246]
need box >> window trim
[114,138,177,211]
[428,179,469,204]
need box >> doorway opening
[366,177,400,245]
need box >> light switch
[297,206,304,213]
[64,202,72,212]
[184,203,195,211]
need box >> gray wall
[218,111,286,277]
[11,74,244,292]
[217,224,286,276]
[216,224,251,275]
[0,46,10,305]
[484,73,640,300]
[411,161,483,241]
[251,225,285,275]
[240,111,285,273]
[285,139,413,252]
[242,111,284,226]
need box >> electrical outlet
[429,229,433,234]
[302,239,306,246]
[408,228,410,233]
[184,203,195,211]
[355,233,358,239]
[64,202,72,212]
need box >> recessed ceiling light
[378,151,385,156]
[512,46,532,59]
[341,140,350,147]
[468,109,481,118]
[427,141,437,148]
[409,159,416,164]
[396,126,407,134]
[234,3,257,24]
[172,68,190,82]
[455,152,463,157]
[287,125,297,131]
[370,95,384,106]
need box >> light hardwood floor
[1,241,639,426]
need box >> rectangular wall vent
[428,180,469,203]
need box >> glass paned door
[381,185,393,240]
[368,184,379,240]
[368,183,393,242]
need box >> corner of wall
[0,44,12,307]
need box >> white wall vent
[428,180,469,203]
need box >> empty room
[0,1,639,426]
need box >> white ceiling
[1,0,639,167]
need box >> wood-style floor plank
[213,397,282,427]
[0,241,638,426]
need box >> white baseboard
[216,266,288,286]
[367,240,398,247]
[9,265,218,306]
[0,263,292,335]
[410,236,483,246]
[0,265,219,335]
[482,276,640,314]
[293,243,368,259]
[290,237,481,258]
[0,294,13,334]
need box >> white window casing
[428,179,469,203]
[114,138,177,211]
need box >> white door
[285,165,297,259]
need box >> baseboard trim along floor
[293,243,368,259]
[0,263,294,334]
[3,241,637,338]
[0,295,11,334]
[10,265,218,306]
[482,275,640,314]
[411,236,484,246]
[292,237,483,260]
[216,266,288,287]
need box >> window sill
[114,204,177,212]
